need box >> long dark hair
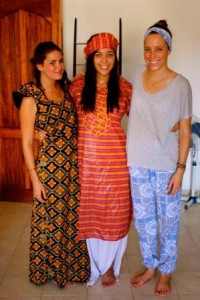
[30,41,70,91]
[81,48,120,113]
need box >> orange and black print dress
[13,81,90,287]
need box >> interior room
[0,0,200,299]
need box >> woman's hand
[32,176,47,202]
[167,168,184,195]
[34,130,46,142]
[168,117,191,195]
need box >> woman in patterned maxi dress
[13,41,90,287]
[69,33,132,286]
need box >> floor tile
[186,225,200,251]
[88,295,134,300]
[126,253,143,274]
[14,240,30,255]
[41,297,87,300]
[173,271,200,294]
[179,295,200,300]
[42,281,88,297]
[41,295,88,300]
[0,297,40,300]
[0,255,12,274]
[0,200,200,299]
[181,208,200,225]
[0,274,43,297]
[177,253,200,271]
[178,235,199,254]
[0,239,19,256]
[88,273,133,297]
[6,254,29,275]
[0,274,4,284]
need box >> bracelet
[28,167,36,172]
[176,163,186,170]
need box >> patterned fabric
[13,82,90,286]
[70,74,132,241]
[84,32,118,58]
[129,166,181,273]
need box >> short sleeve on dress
[12,91,24,109]
[179,77,193,120]
[12,82,35,109]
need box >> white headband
[144,27,172,51]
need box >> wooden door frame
[0,0,62,196]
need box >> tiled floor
[0,200,200,300]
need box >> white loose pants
[86,236,128,286]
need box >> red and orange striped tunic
[70,74,132,241]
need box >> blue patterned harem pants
[129,166,181,274]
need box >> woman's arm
[167,117,191,195]
[20,97,47,202]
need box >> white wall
[62,0,200,193]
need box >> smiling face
[144,33,170,72]
[93,48,115,83]
[37,50,65,82]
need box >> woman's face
[93,48,115,82]
[144,33,170,71]
[37,50,64,81]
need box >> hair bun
[149,19,172,37]
[157,20,168,29]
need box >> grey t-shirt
[127,65,192,171]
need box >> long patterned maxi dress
[70,74,132,242]
[13,82,90,287]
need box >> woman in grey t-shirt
[127,20,192,296]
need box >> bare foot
[102,267,116,287]
[131,268,155,287]
[155,273,171,297]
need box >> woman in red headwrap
[69,33,132,286]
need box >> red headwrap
[84,32,118,58]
